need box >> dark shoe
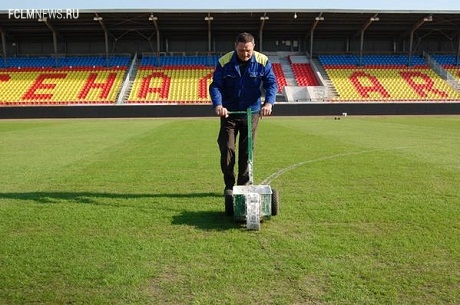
[224,187,234,216]
[224,186,233,196]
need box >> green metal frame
[229,108,254,184]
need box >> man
[209,32,278,195]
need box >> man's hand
[260,103,273,116]
[215,105,229,118]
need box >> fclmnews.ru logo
[8,9,80,20]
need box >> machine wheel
[224,189,234,216]
[271,188,279,216]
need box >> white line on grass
[261,146,413,185]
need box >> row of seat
[3,54,457,69]
[319,54,427,66]
[140,56,219,67]
[128,63,312,101]
[271,63,287,93]
[1,55,459,104]
[0,69,126,103]
[0,56,130,69]
[325,67,460,100]
[291,63,319,86]
[444,67,460,82]
[318,55,459,100]
[431,55,460,65]
[433,55,460,83]
[127,66,214,103]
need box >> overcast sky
[0,0,459,12]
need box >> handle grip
[228,108,252,115]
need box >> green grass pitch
[0,115,459,304]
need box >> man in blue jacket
[209,32,278,195]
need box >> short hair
[235,32,255,44]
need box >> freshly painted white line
[261,147,412,185]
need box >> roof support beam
[38,17,58,66]
[309,13,324,59]
[457,33,460,66]
[93,14,110,67]
[408,15,432,66]
[205,13,213,53]
[149,14,160,53]
[259,14,269,52]
[0,28,7,66]
[358,14,379,66]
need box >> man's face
[235,41,254,62]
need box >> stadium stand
[266,56,288,93]
[431,55,460,83]
[289,56,320,87]
[2,53,459,106]
[291,63,320,86]
[271,63,288,93]
[127,55,216,103]
[0,56,129,105]
[0,56,130,69]
[319,54,460,101]
[127,54,291,103]
[0,9,459,117]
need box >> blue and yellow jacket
[209,51,278,113]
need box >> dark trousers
[217,114,260,189]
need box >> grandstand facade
[0,9,459,117]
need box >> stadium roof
[1,0,459,12]
[0,1,459,45]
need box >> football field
[0,115,459,304]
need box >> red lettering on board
[198,71,213,99]
[349,71,390,98]
[138,72,171,99]
[0,74,11,82]
[78,73,117,99]
[22,73,67,100]
[400,71,448,98]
